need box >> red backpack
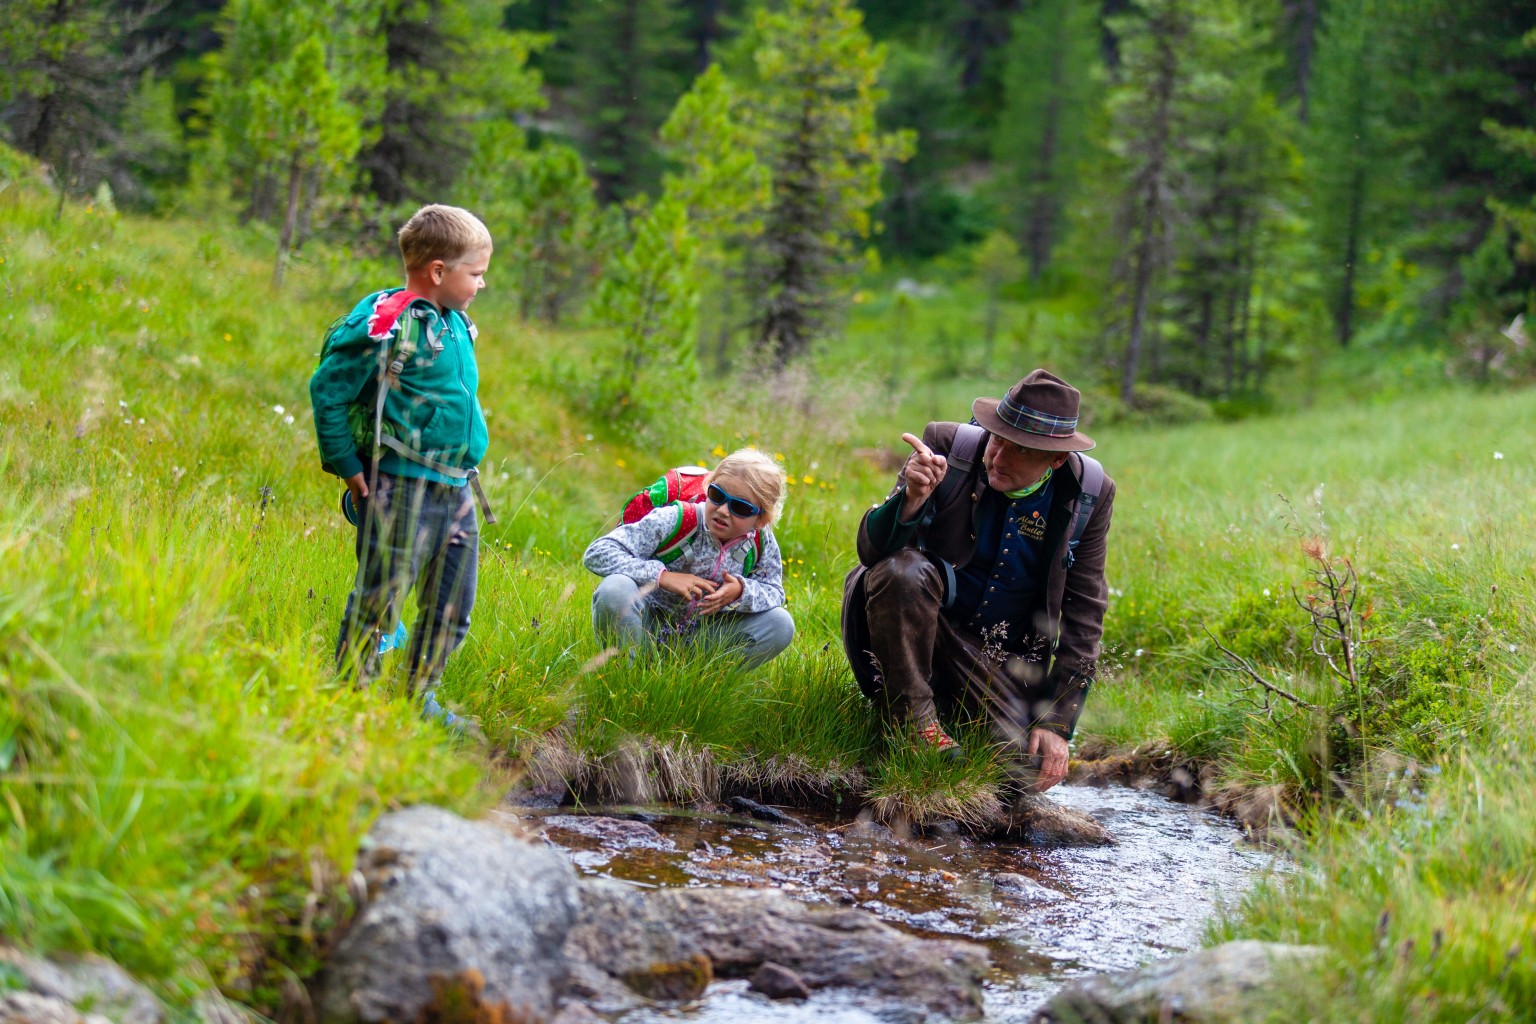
[622,466,764,574]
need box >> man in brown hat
[841,369,1115,792]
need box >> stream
[522,783,1272,1022]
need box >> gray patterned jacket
[582,501,786,616]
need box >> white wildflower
[1494,451,1505,460]
[272,404,285,415]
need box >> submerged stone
[749,962,811,1001]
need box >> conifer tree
[1103,0,1193,403]
[1306,0,1400,347]
[0,0,162,204]
[876,39,965,259]
[592,64,766,416]
[565,0,690,202]
[740,0,912,367]
[991,0,1102,281]
[206,0,366,283]
[1163,0,1295,397]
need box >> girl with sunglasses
[583,448,794,668]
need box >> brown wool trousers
[862,549,1073,750]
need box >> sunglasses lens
[707,484,758,518]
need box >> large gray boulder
[315,805,582,1024]
[0,948,161,1024]
[1032,940,1327,1023]
[564,879,989,1021]
[0,993,112,1024]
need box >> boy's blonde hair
[707,448,787,527]
[398,204,493,270]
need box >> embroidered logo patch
[1016,508,1047,542]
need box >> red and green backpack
[623,466,764,574]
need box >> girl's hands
[658,571,718,601]
[695,573,744,615]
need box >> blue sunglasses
[706,482,762,518]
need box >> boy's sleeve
[582,506,678,583]
[731,529,785,613]
[308,323,379,481]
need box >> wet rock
[0,992,112,1024]
[0,947,162,1024]
[541,815,674,851]
[620,954,712,1003]
[750,962,810,1001]
[992,873,1065,903]
[843,863,882,885]
[729,796,804,827]
[564,879,986,1021]
[1000,794,1115,846]
[314,805,582,1024]
[1032,940,1327,1023]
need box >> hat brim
[973,397,1095,453]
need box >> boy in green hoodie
[309,204,493,725]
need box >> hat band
[997,393,1078,437]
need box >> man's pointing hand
[900,432,948,521]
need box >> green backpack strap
[655,502,701,564]
[743,529,764,575]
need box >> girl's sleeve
[582,505,680,583]
[732,528,785,613]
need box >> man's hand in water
[1026,728,1070,792]
[899,432,948,521]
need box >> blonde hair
[707,448,787,527]
[398,204,493,270]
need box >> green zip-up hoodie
[309,288,489,486]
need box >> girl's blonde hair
[706,447,787,527]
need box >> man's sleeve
[1037,476,1116,738]
[309,325,378,481]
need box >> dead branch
[1201,623,1328,716]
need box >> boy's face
[704,474,765,543]
[432,249,491,311]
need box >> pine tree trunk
[1294,0,1319,123]
[1337,165,1364,347]
[274,152,303,289]
[1025,31,1066,281]
[1119,15,1177,406]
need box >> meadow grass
[4,161,1536,1016]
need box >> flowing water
[524,783,1272,1022]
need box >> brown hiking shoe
[919,720,964,761]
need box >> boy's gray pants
[336,472,478,693]
[591,574,794,669]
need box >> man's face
[983,433,1068,492]
[435,249,491,311]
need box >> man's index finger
[901,432,934,459]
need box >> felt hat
[972,369,1095,452]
